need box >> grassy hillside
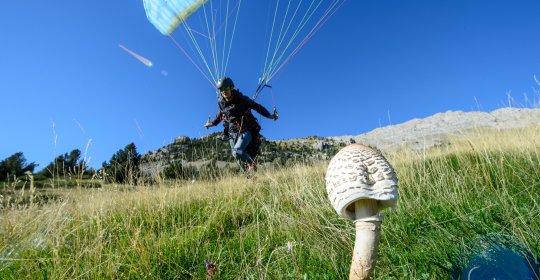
[1,127,539,279]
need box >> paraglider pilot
[204,77,278,172]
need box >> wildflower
[287,241,294,254]
[204,259,216,279]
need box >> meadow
[1,127,539,279]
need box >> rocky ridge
[330,108,540,152]
[142,108,540,174]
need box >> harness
[219,92,261,135]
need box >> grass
[1,127,539,279]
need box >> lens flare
[119,44,153,67]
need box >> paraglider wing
[143,0,208,35]
[141,0,346,91]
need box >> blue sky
[1,0,540,170]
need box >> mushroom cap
[326,144,399,220]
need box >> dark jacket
[211,89,272,134]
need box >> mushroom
[325,144,399,279]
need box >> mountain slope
[141,108,540,174]
[332,107,540,152]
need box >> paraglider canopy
[143,0,209,35]
[142,0,347,94]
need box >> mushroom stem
[350,199,381,280]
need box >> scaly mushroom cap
[326,144,399,220]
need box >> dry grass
[1,126,539,279]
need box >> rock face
[331,108,540,152]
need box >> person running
[204,77,278,172]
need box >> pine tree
[0,152,37,181]
[102,143,141,184]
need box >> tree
[162,161,183,179]
[0,152,37,181]
[66,149,82,171]
[102,143,141,184]
[39,149,87,178]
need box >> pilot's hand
[204,121,213,129]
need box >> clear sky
[1,0,540,170]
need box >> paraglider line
[223,0,243,79]
[188,27,211,39]
[253,83,272,100]
[270,0,347,82]
[168,35,215,88]
[215,0,241,35]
